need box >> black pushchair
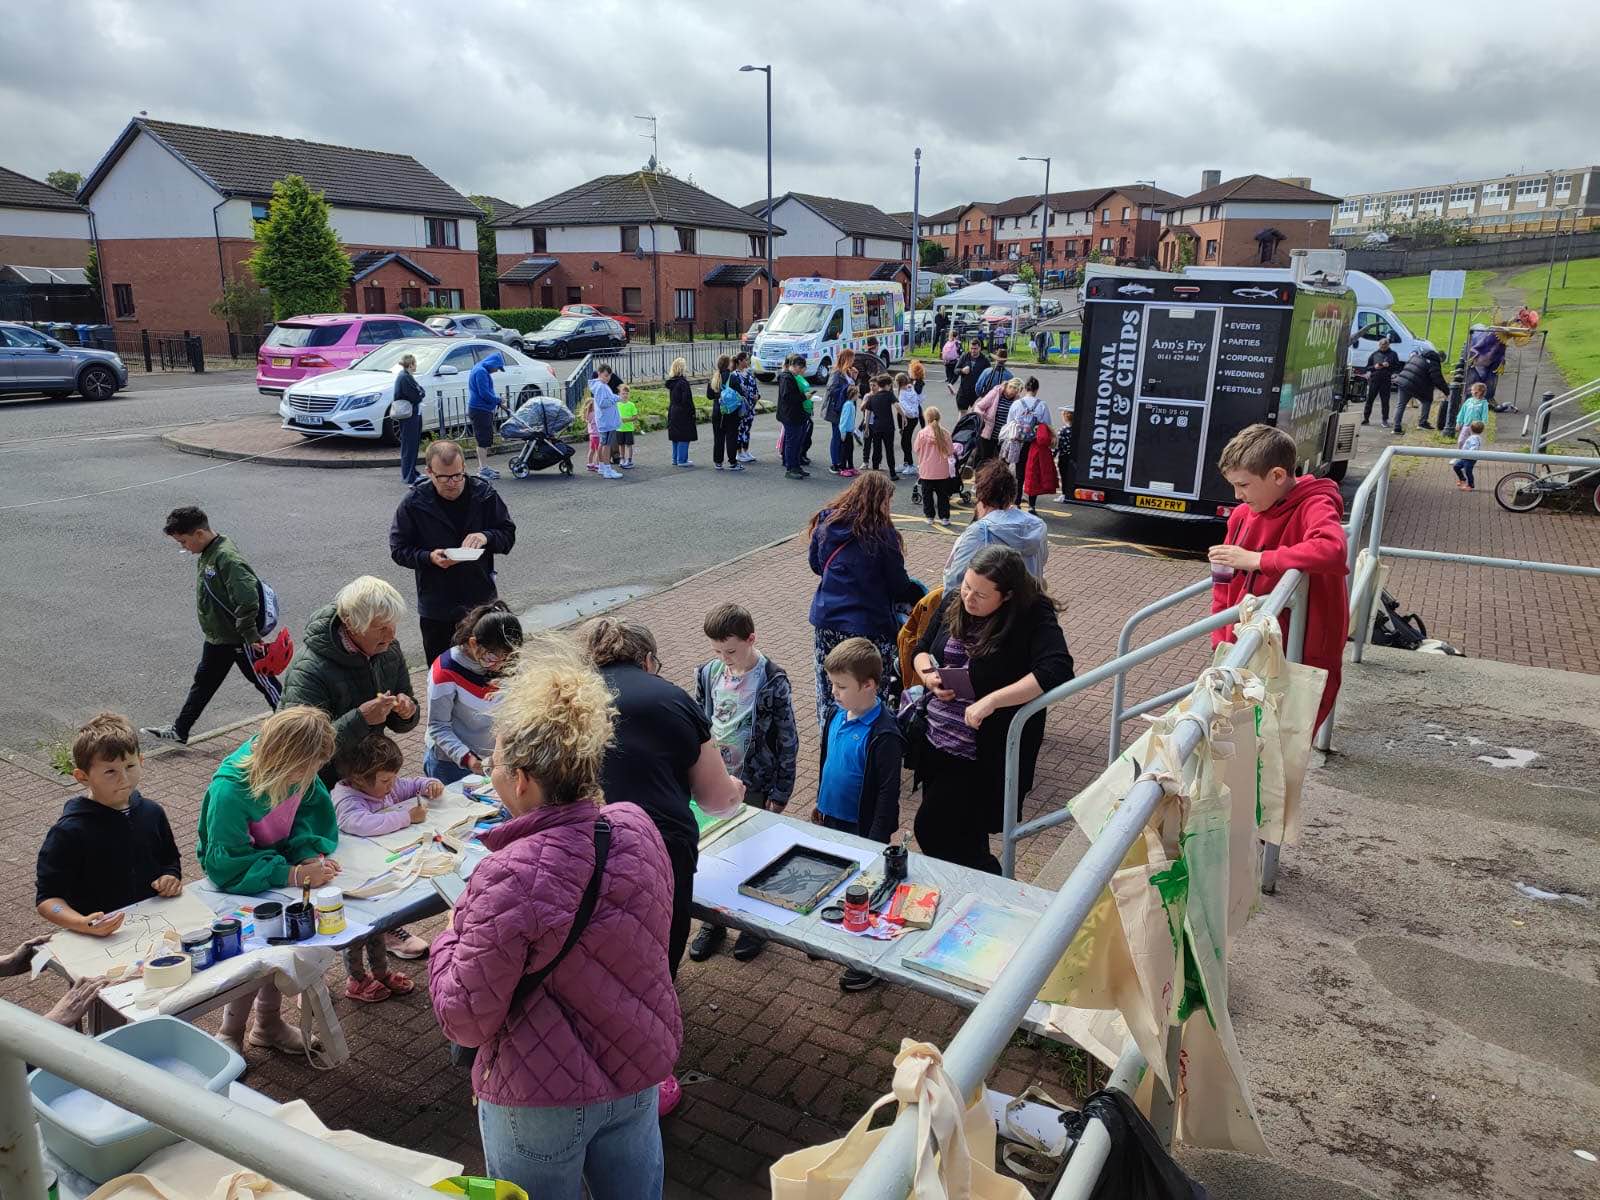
[911,409,982,509]
[501,394,576,478]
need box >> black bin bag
[1060,1089,1210,1200]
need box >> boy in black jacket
[36,713,182,937]
[864,373,900,480]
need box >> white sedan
[278,337,560,442]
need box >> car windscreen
[425,317,453,329]
[539,317,582,334]
[764,302,828,335]
[350,341,450,373]
[266,323,351,348]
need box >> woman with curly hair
[806,471,924,731]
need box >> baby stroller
[501,394,576,478]
[910,409,982,509]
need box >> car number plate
[1134,495,1188,512]
[271,356,290,367]
[291,416,324,428]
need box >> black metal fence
[11,322,264,372]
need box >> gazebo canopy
[931,281,1025,311]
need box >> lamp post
[1018,154,1051,301]
[1543,205,1565,314]
[740,64,774,315]
[910,147,921,352]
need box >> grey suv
[0,322,128,400]
[424,313,524,350]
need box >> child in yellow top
[616,384,639,469]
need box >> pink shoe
[657,1074,682,1117]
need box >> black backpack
[1371,590,1427,650]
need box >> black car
[524,315,627,358]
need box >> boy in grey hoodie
[942,460,1050,593]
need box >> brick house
[0,166,93,275]
[991,184,1179,270]
[78,117,482,335]
[899,203,964,265]
[494,172,778,331]
[744,193,911,293]
[952,203,1000,265]
[1156,174,1338,270]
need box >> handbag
[448,816,612,1071]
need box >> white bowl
[442,547,484,562]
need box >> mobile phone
[938,666,977,702]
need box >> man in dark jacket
[1392,348,1449,434]
[389,440,517,667]
[955,339,990,411]
[1362,338,1401,426]
[466,351,505,480]
[777,355,811,479]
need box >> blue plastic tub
[29,1016,247,1183]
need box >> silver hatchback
[0,322,128,399]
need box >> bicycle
[1494,435,1600,514]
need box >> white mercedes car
[278,337,560,442]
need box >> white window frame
[673,288,695,320]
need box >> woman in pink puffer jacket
[429,641,681,1200]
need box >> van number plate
[1134,495,1188,512]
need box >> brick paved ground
[4,464,1597,1195]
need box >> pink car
[256,313,434,395]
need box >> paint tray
[738,844,859,914]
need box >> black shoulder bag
[449,815,612,1070]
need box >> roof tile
[502,172,772,234]
[747,193,910,240]
[1163,173,1341,208]
[0,166,87,212]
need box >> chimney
[1201,169,1222,191]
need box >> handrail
[1535,406,1600,454]
[0,1001,440,1200]
[1523,375,1600,445]
[1107,579,1213,763]
[838,570,1307,1200]
[1050,1042,1149,1200]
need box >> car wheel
[78,365,117,400]
[379,412,400,446]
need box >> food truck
[751,278,905,379]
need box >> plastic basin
[29,1016,247,1183]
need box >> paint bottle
[284,902,315,941]
[210,918,243,961]
[181,929,214,971]
[253,901,285,940]
[314,887,346,936]
[842,884,871,933]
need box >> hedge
[400,306,561,334]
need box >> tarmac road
[0,368,1213,762]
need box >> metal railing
[840,569,1307,1200]
[0,1001,439,1200]
[1524,376,1600,453]
[590,338,741,384]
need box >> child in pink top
[331,733,441,1002]
[913,405,958,526]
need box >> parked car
[944,274,968,289]
[425,313,524,350]
[256,314,434,396]
[0,321,127,400]
[278,337,558,443]
[559,304,636,336]
[740,318,767,357]
[523,314,627,359]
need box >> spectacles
[432,471,467,483]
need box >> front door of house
[363,286,385,313]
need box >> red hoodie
[1210,475,1349,728]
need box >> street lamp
[740,64,774,316]
[1018,155,1051,298]
[1543,205,1566,314]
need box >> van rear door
[1349,307,1413,371]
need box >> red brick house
[1157,174,1338,270]
[78,117,482,334]
[952,203,999,265]
[0,166,93,276]
[744,193,911,293]
[494,172,779,331]
[910,203,966,264]
[992,184,1179,269]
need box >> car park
[278,337,558,442]
[424,313,524,350]
[0,321,127,400]
[523,314,627,359]
[559,304,636,337]
[256,313,434,395]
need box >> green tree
[247,175,351,319]
[209,273,274,335]
[46,169,82,194]
[1373,213,1475,248]
[919,238,945,267]
[1017,260,1042,307]
[84,246,100,295]
[469,196,501,309]
[1175,236,1196,271]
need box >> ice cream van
[751,278,906,380]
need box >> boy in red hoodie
[1207,424,1349,728]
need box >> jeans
[174,641,281,739]
[671,440,690,465]
[478,1088,663,1200]
[1394,390,1432,431]
[1452,460,1477,487]
[424,745,472,784]
[398,415,423,484]
[829,418,843,469]
[781,419,807,471]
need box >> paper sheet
[363,792,497,852]
[46,891,222,979]
[693,825,879,926]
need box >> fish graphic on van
[1232,286,1282,299]
[1116,283,1155,296]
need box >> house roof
[349,250,440,284]
[745,193,910,241]
[869,262,912,281]
[79,117,481,217]
[1113,183,1182,207]
[918,203,968,224]
[1163,173,1341,209]
[472,195,521,222]
[0,166,87,212]
[885,210,912,224]
[498,256,560,283]
[1161,224,1199,240]
[703,264,774,287]
[501,172,774,234]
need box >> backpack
[204,572,281,638]
[719,383,744,414]
[1370,589,1427,650]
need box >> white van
[751,278,906,379]
[1181,265,1429,369]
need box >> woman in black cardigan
[911,545,1074,872]
[665,357,698,467]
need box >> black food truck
[1066,254,1358,522]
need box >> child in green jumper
[616,384,639,469]
[197,705,341,1055]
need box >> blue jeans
[423,745,471,784]
[399,416,423,484]
[478,1087,662,1200]
[671,440,690,465]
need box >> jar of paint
[253,901,285,940]
[181,930,214,970]
[284,901,315,941]
[314,887,346,936]
[842,884,871,933]
[210,917,243,961]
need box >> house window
[427,288,464,309]
[566,286,583,304]
[900,241,911,258]
[1121,206,1130,221]
[1030,214,1039,228]
[1483,182,1509,200]
[1450,185,1476,204]
[851,237,866,257]
[620,226,640,252]
[1337,199,1359,216]
[539,283,555,308]
[1258,238,1276,264]
[749,234,766,257]
[621,287,643,313]
[399,287,421,309]
[1101,207,1110,223]
[978,218,986,230]
[1204,239,1219,261]
[752,288,764,318]
[532,227,548,252]
[112,283,135,319]
[674,288,695,320]
[1099,237,1114,253]
[250,201,270,222]
[425,218,459,249]
[1516,178,1547,200]
[1555,174,1572,196]
[675,227,696,253]
[362,286,385,313]
[963,220,971,231]
[1206,205,1219,221]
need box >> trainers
[940,517,953,527]
[600,466,623,479]
[586,463,599,472]
[736,451,757,463]
[658,1074,683,1117]
[478,467,501,480]
[620,461,635,469]
[728,463,746,472]
[827,466,841,475]
[732,930,766,962]
[141,725,187,745]
[715,463,725,470]
[838,967,879,992]
[841,468,858,477]
[785,469,806,480]
[688,924,726,962]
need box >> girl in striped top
[423,601,525,784]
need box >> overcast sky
[5,1,1596,215]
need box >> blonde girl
[578,392,600,471]
[914,404,958,526]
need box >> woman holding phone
[910,545,1073,873]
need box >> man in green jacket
[143,507,281,746]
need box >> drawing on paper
[738,845,859,914]
[901,894,1035,992]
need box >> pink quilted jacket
[428,799,682,1108]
